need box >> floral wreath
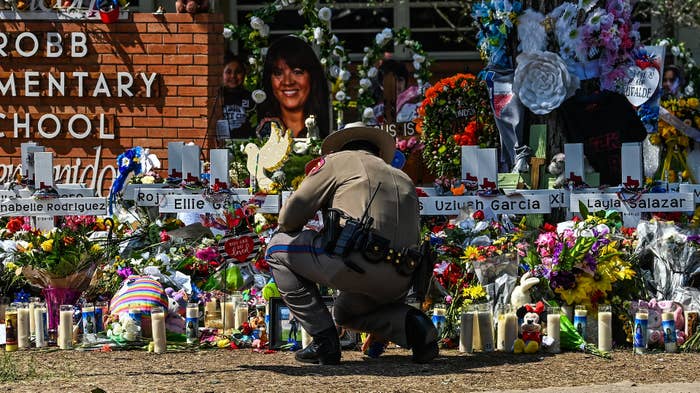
[356,27,432,122]
[223,0,351,115]
[649,96,700,183]
[417,73,498,178]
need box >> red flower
[160,230,171,242]
[472,210,485,220]
[255,257,270,272]
[416,188,428,197]
[542,222,557,232]
[6,217,23,233]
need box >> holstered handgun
[411,237,435,303]
[322,208,342,253]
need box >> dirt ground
[3,347,700,393]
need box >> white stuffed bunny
[510,271,540,309]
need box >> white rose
[292,140,310,155]
[335,91,347,101]
[404,40,414,46]
[362,107,375,119]
[359,78,372,89]
[412,53,425,63]
[358,88,364,95]
[251,89,267,104]
[513,51,579,115]
[260,25,270,38]
[362,56,369,67]
[260,47,268,56]
[412,61,421,70]
[329,65,340,78]
[339,70,351,81]
[305,116,317,129]
[318,7,332,22]
[658,39,669,47]
[140,175,155,184]
[375,32,386,46]
[250,16,265,31]
[331,35,339,45]
[223,27,233,39]
[367,67,378,78]
[363,46,370,53]
[332,45,344,56]
[320,58,327,65]
[313,27,324,43]
[248,57,256,65]
[672,46,681,56]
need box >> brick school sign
[0,12,223,196]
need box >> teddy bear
[513,302,545,354]
[175,0,209,14]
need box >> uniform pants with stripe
[266,230,414,348]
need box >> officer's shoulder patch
[305,156,326,176]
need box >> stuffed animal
[510,271,540,310]
[175,0,209,14]
[513,302,545,354]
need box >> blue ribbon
[109,146,143,215]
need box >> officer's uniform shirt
[278,149,419,250]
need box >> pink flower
[445,295,453,304]
[406,137,417,149]
[396,139,408,152]
[160,230,171,242]
[195,246,219,262]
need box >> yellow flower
[688,97,699,108]
[462,246,481,261]
[91,244,103,254]
[6,261,17,270]
[140,175,155,184]
[40,239,54,252]
[463,284,487,300]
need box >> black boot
[294,326,341,365]
[405,310,439,364]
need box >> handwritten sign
[569,193,694,213]
[0,197,109,216]
[625,66,660,107]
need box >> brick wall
[0,13,224,196]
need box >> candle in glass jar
[574,305,588,341]
[459,307,474,353]
[34,303,47,348]
[17,303,31,349]
[477,304,494,352]
[598,305,613,352]
[95,301,108,332]
[82,303,97,337]
[301,327,312,348]
[547,306,561,354]
[497,305,517,352]
[58,305,74,350]
[222,297,236,331]
[28,297,40,339]
[431,304,447,337]
[151,306,167,354]
[235,304,249,329]
[186,303,199,345]
[205,299,218,315]
[662,309,677,353]
[4,304,18,352]
[634,308,648,354]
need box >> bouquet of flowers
[650,97,700,182]
[523,207,638,309]
[427,211,515,339]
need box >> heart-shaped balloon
[625,66,660,107]
[223,236,255,263]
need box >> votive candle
[598,305,613,352]
[58,304,74,350]
[34,302,47,348]
[186,303,199,345]
[459,306,475,353]
[662,308,677,353]
[151,306,167,354]
[574,305,588,341]
[634,308,648,354]
[17,302,30,349]
[547,306,561,354]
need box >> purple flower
[117,266,133,279]
[195,246,219,262]
[549,270,576,290]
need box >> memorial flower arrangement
[523,208,637,309]
[9,216,107,283]
[650,97,700,182]
[427,211,512,338]
[418,73,498,177]
[471,0,524,68]
[395,136,424,157]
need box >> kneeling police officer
[266,122,438,365]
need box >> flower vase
[42,286,82,331]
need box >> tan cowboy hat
[321,122,396,164]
